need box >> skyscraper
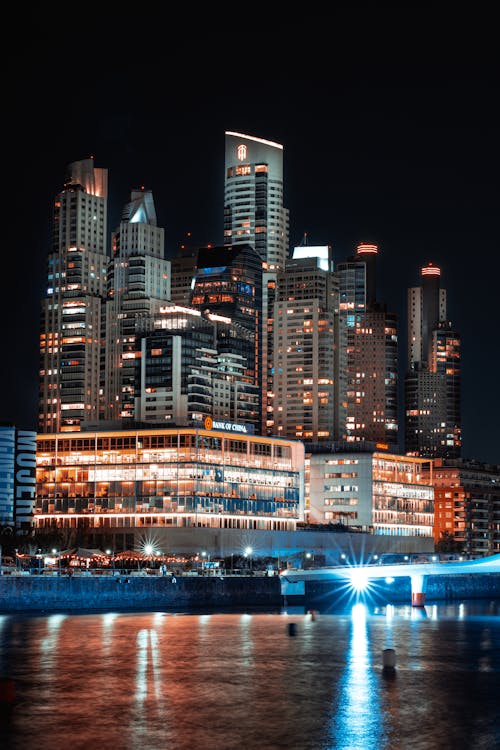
[224,131,289,269]
[335,243,398,447]
[271,244,337,442]
[224,132,289,434]
[405,263,461,458]
[105,188,169,422]
[190,243,263,431]
[38,158,108,433]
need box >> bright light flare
[350,569,369,592]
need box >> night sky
[3,10,499,464]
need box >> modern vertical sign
[0,426,36,526]
[0,426,15,524]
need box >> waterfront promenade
[1,561,500,612]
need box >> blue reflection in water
[329,603,384,750]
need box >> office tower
[170,246,198,306]
[135,306,217,425]
[335,243,398,447]
[135,306,260,426]
[272,244,337,442]
[189,244,263,431]
[104,189,169,422]
[38,158,108,433]
[224,131,289,269]
[224,131,289,434]
[405,263,461,458]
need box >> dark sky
[3,10,499,464]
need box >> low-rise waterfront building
[35,425,305,549]
[432,458,500,555]
[307,448,434,542]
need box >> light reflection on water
[0,601,499,750]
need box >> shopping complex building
[34,423,304,552]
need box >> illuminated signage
[204,416,251,434]
[0,427,36,526]
[237,144,247,161]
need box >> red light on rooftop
[421,262,441,276]
[356,243,378,255]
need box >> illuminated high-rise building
[224,131,289,269]
[190,243,263,431]
[335,243,398,447]
[271,244,337,442]
[224,131,289,434]
[405,263,461,458]
[38,158,108,433]
[135,305,259,426]
[104,189,169,422]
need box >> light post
[52,548,61,575]
[201,550,210,574]
[106,549,115,572]
[144,543,154,571]
[244,546,253,571]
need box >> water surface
[1,601,499,749]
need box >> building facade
[271,245,337,442]
[224,131,289,435]
[308,449,434,542]
[35,427,305,543]
[405,263,461,458]
[335,243,398,447]
[39,159,108,433]
[190,243,263,431]
[105,189,169,422]
[432,458,500,555]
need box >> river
[1,600,499,749]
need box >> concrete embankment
[0,574,282,613]
[1,572,500,613]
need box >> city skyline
[4,36,499,464]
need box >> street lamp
[52,548,61,575]
[201,550,211,574]
[106,549,115,572]
[244,546,253,571]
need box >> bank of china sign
[204,416,249,434]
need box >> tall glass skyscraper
[335,243,399,447]
[224,131,289,434]
[190,243,263,431]
[224,131,289,269]
[272,244,337,442]
[105,189,169,422]
[38,159,108,433]
[405,263,461,458]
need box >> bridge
[279,552,500,606]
